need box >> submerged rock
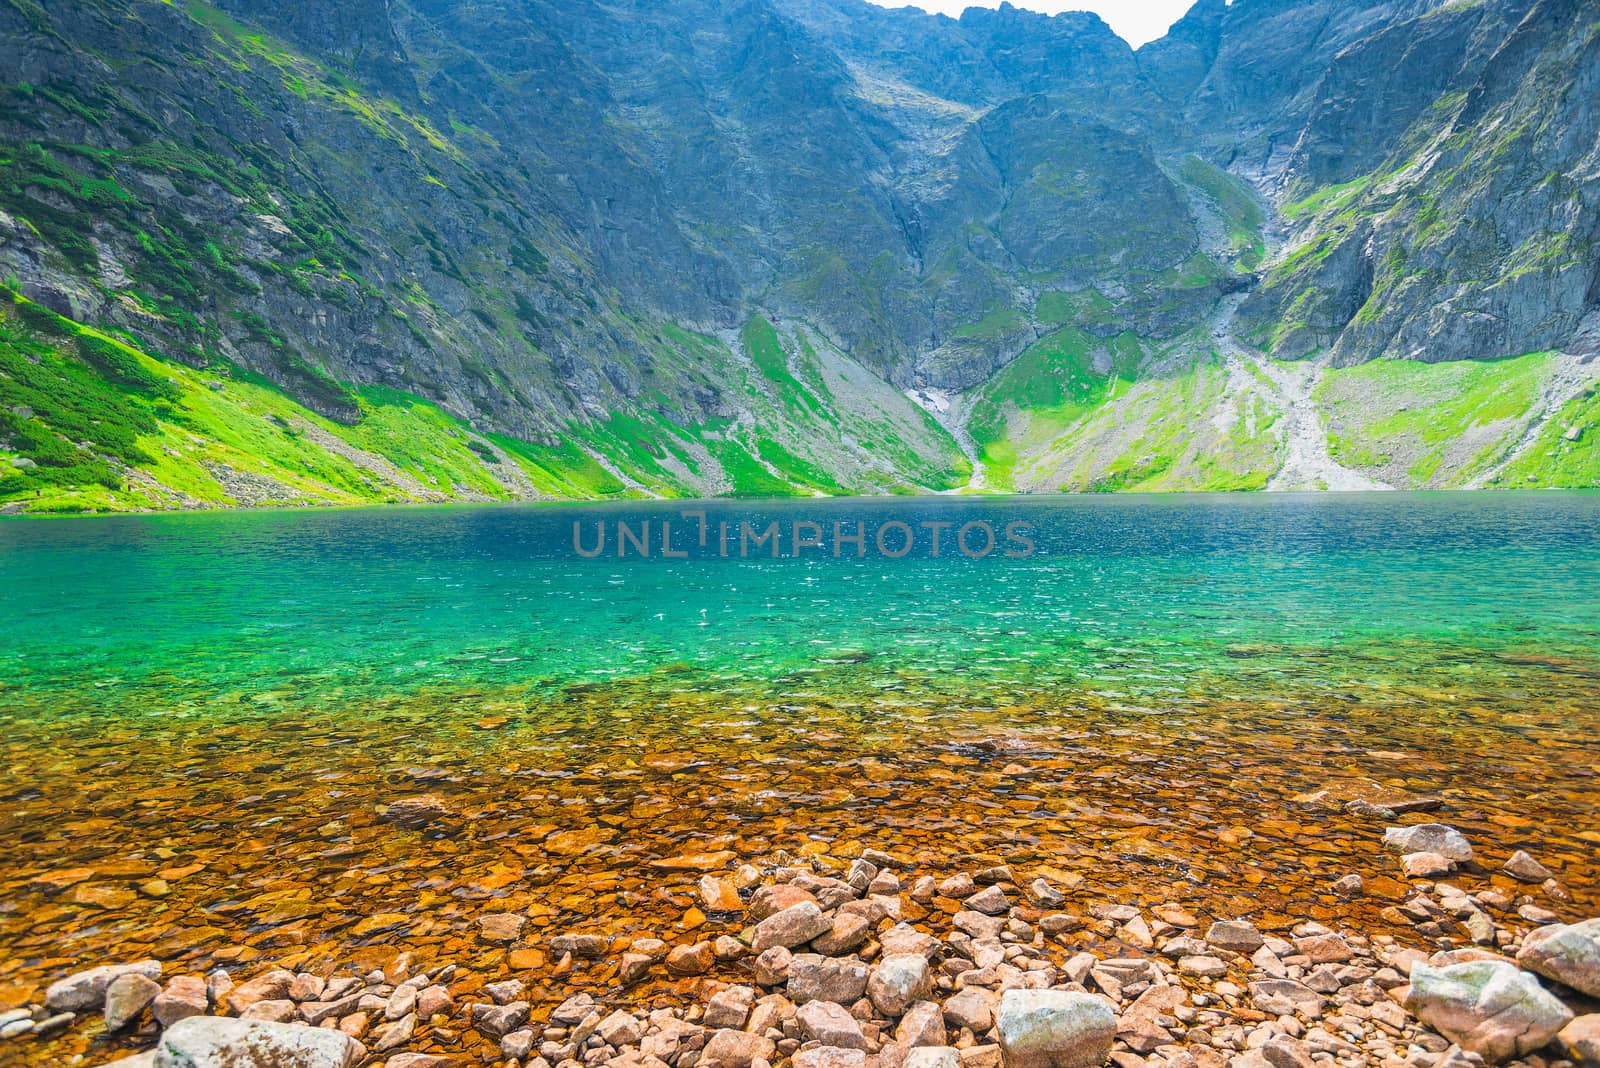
[378,794,450,829]
[1384,824,1473,863]
[1403,960,1572,1062]
[1504,850,1555,883]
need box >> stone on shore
[1517,917,1600,997]
[154,1015,365,1067]
[869,954,932,1016]
[994,989,1116,1068]
[666,941,713,976]
[944,988,996,1033]
[1403,960,1573,1062]
[45,960,163,1013]
[965,885,1011,916]
[904,1048,963,1068]
[897,1000,947,1048]
[1249,980,1325,1018]
[752,900,831,952]
[701,1027,777,1068]
[704,985,756,1029]
[755,945,793,986]
[1205,920,1264,954]
[222,969,294,1014]
[1384,824,1473,863]
[794,1048,869,1068]
[797,1000,868,1049]
[789,954,869,1004]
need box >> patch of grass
[1315,352,1557,486]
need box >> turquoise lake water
[3,493,1599,722]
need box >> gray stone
[1557,1014,1600,1067]
[905,1048,963,1068]
[898,1000,948,1048]
[704,985,756,1030]
[753,901,832,953]
[1248,980,1324,1019]
[794,1048,869,1068]
[944,988,996,1033]
[1403,852,1455,877]
[789,955,870,1005]
[154,976,209,1027]
[965,886,1012,916]
[1504,851,1554,884]
[1206,920,1265,955]
[701,1027,777,1068]
[597,1009,645,1046]
[755,945,794,986]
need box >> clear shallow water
[2,493,1599,1063]
[3,493,1599,718]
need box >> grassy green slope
[1314,352,1598,488]
[0,291,968,514]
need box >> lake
[2,493,1598,1062]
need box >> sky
[862,0,1197,48]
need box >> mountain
[1,0,1595,513]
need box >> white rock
[994,989,1116,1068]
[154,1015,365,1067]
[1517,917,1600,997]
[905,1049,964,1068]
[1403,960,1572,1063]
[870,954,933,1016]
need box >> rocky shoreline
[6,818,1597,1068]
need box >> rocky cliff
[0,0,1595,512]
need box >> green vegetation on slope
[1177,156,1266,270]
[0,289,970,513]
[967,327,1141,487]
[1314,352,1564,486]
[1021,350,1281,493]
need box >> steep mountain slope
[0,0,1595,512]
